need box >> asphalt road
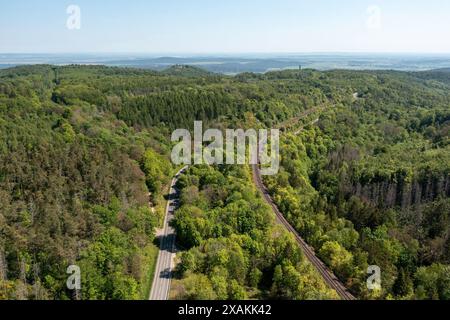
[149,166,188,300]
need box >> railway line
[253,109,356,300]
[252,163,355,300]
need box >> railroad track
[253,109,356,300]
[252,164,355,300]
[276,105,327,131]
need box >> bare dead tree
[19,256,26,283]
[0,247,6,281]
[33,262,41,300]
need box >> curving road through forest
[150,110,355,300]
[149,166,188,300]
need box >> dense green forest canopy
[0,64,448,299]
[170,165,336,300]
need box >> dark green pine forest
[0,65,448,300]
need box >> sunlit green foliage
[0,64,448,300]
[171,165,337,300]
[264,69,450,299]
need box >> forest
[170,165,336,299]
[0,64,448,299]
[263,69,450,299]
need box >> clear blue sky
[1,0,449,53]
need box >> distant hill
[160,64,215,77]
[414,68,450,83]
[431,68,450,72]
[2,54,450,74]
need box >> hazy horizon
[2,52,450,74]
[2,52,450,55]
